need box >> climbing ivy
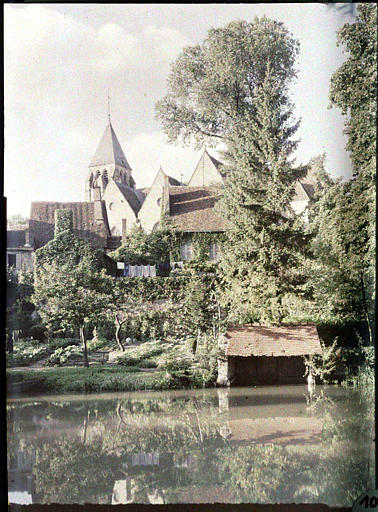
[170,232,225,262]
[34,231,116,281]
[54,209,73,237]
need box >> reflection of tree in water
[219,386,374,506]
[8,387,374,506]
[33,438,119,504]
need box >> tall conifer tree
[219,66,310,325]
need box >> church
[6,120,315,271]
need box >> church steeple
[86,120,135,202]
[89,122,131,169]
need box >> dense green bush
[49,338,81,349]
[6,340,50,367]
[45,345,83,367]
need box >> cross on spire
[107,89,111,123]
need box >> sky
[4,3,356,218]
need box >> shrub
[49,338,81,350]
[45,345,83,367]
[7,341,50,367]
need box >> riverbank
[6,366,193,395]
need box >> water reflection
[7,385,374,506]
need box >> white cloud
[143,25,191,61]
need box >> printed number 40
[359,495,378,509]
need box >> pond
[7,385,374,506]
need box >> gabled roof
[169,186,227,232]
[188,149,224,187]
[29,201,110,249]
[90,122,131,169]
[225,324,321,357]
[114,183,141,215]
[207,151,223,170]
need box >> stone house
[217,324,321,386]
[6,228,34,272]
[6,119,316,268]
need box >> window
[102,169,109,187]
[209,242,219,261]
[180,241,193,261]
[8,254,16,267]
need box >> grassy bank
[6,366,189,394]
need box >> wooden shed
[217,324,321,386]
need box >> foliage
[34,438,118,504]
[7,214,28,228]
[156,18,299,148]
[45,345,83,367]
[32,255,113,367]
[180,267,222,342]
[6,340,50,367]
[329,3,376,180]
[49,338,81,349]
[327,3,376,341]
[220,444,303,503]
[309,176,374,337]
[34,230,114,281]
[109,223,175,265]
[303,339,338,383]
[54,208,73,237]
[219,63,311,325]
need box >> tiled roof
[114,183,141,215]
[169,186,227,232]
[7,230,26,248]
[29,201,110,249]
[89,122,131,169]
[225,324,321,357]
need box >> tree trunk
[115,314,125,351]
[80,326,89,368]
[360,272,373,344]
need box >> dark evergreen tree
[219,66,311,325]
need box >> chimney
[54,209,73,237]
[122,219,127,244]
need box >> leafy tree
[309,177,374,339]
[109,223,174,265]
[328,3,376,341]
[32,258,111,367]
[156,18,299,148]
[329,3,376,181]
[156,18,312,325]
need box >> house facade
[7,119,316,269]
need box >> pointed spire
[90,122,131,169]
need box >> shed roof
[168,186,227,232]
[225,324,321,357]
